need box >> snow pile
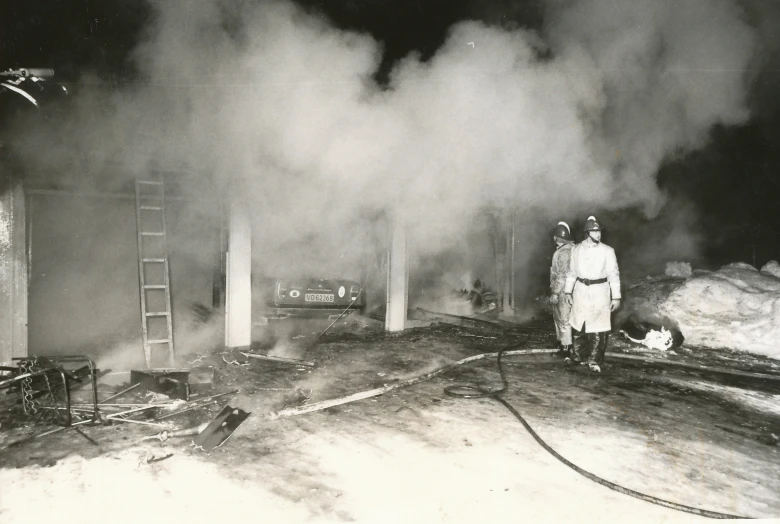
[660,265,780,357]
[721,262,757,271]
[664,261,692,278]
[760,260,780,279]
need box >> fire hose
[258,346,751,519]
[443,347,749,520]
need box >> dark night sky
[2,0,780,269]
[0,0,543,79]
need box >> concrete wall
[27,192,220,369]
[0,171,27,365]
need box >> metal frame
[3,355,101,427]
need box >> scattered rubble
[222,355,250,367]
[240,351,316,367]
[141,423,208,443]
[189,366,216,384]
[0,355,246,454]
[193,405,251,451]
[131,369,191,400]
[154,390,239,421]
[0,356,101,444]
[2,318,780,520]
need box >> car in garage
[266,277,365,317]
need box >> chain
[19,358,39,415]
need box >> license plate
[305,293,334,303]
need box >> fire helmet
[583,216,604,232]
[553,221,573,242]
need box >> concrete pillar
[502,211,516,317]
[225,200,252,348]
[385,224,408,332]
[0,171,28,364]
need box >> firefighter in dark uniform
[549,221,575,358]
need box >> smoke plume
[11,0,762,310]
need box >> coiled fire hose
[443,347,749,520]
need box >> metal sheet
[193,405,250,450]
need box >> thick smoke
[12,0,760,310]
[545,0,756,216]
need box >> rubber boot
[588,332,609,369]
[566,340,584,365]
[568,325,594,364]
[566,328,582,364]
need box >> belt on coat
[577,277,608,286]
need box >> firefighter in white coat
[563,216,621,372]
[549,221,575,358]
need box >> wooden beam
[239,351,315,367]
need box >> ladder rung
[141,232,166,236]
[137,181,163,185]
[147,339,171,344]
[143,285,168,289]
[140,206,163,210]
[142,258,166,263]
[145,312,170,317]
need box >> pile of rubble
[0,357,255,453]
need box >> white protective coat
[564,239,621,333]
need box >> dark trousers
[571,324,609,364]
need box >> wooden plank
[239,351,315,367]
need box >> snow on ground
[658,378,780,418]
[2,324,779,522]
[0,411,710,524]
[0,451,312,524]
[659,263,780,358]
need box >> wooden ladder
[134,178,175,368]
